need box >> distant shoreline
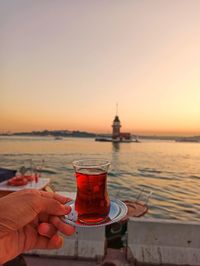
[0,130,200,142]
[0,130,95,138]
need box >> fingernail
[71,227,76,234]
[60,236,64,247]
[52,234,62,246]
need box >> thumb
[39,198,71,216]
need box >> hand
[0,189,75,264]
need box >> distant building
[95,113,139,143]
[112,115,132,142]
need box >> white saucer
[64,199,128,228]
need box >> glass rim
[72,158,110,168]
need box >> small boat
[54,136,63,140]
[135,136,140,143]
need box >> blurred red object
[7,176,28,186]
[35,173,40,183]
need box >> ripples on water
[0,136,200,221]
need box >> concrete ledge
[27,227,106,260]
[25,248,131,266]
[127,218,200,266]
[24,255,97,266]
[77,227,105,259]
[27,233,77,258]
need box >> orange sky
[1,1,200,135]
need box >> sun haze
[1,1,200,135]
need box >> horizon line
[1,129,200,137]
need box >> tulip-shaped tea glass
[73,159,110,224]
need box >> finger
[38,222,57,238]
[39,198,71,216]
[50,216,75,236]
[33,234,64,250]
[38,212,49,223]
[39,191,72,204]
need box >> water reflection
[111,142,120,174]
[112,142,120,152]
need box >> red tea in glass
[73,159,110,224]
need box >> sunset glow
[1,1,200,135]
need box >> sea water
[0,136,199,221]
